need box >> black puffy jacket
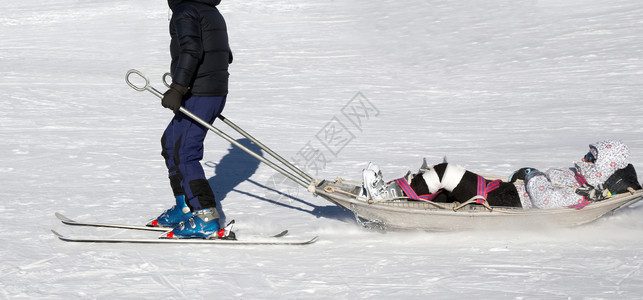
[168,0,232,96]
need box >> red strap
[397,176,501,204]
[569,171,591,209]
[476,175,501,204]
[395,178,441,202]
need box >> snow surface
[2,0,643,298]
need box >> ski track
[2,0,643,298]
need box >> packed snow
[2,0,643,298]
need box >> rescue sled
[311,178,643,231]
[127,70,643,231]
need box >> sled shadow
[206,138,353,224]
[242,178,355,223]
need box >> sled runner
[126,70,643,231]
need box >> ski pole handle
[125,69,164,99]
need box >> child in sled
[362,140,641,209]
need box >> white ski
[51,230,318,245]
[56,212,169,232]
[55,212,289,238]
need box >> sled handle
[130,69,313,183]
[125,69,313,189]
[162,72,172,88]
[125,69,164,98]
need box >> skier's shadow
[205,138,262,223]
[206,138,353,224]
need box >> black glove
[162,83,188,113]
[509,167,536,183]
[575,183,608,202]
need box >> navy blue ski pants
[161,95,227,211]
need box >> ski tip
[50,229,64,238]
[307,236,319,244]
[54,212,74,223]
[274,230,289,238]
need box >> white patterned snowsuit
[515,140,631,209]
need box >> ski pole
[160,72,314,183]
[125,69,312,189]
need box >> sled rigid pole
[125,69,313,189]
[159,71,313,183]
[216,115,313,183]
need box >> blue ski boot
[147,195,194,227]
[161,208,233,239]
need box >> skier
[149,0,233,238]
[362,140,641,209]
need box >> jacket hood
[168,0,221,10]
[576,139,630,185]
